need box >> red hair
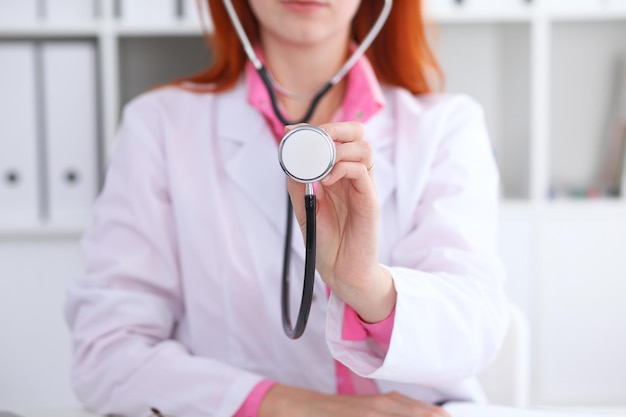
[177,0,442,95]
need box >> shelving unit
[1,0,625,409]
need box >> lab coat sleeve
[65,94,262,417]
[326,95,511,386]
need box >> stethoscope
[223,0,392,339]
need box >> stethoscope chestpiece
[278,125,336,184]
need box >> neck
[260,34,350,125]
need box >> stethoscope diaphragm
[278,126,336,184]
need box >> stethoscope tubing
[222,0,393,339]
[282,193,316,339]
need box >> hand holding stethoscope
[285,122,396,325]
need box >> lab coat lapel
[373,154,394,208]
[216,81,307,262]
[365,114,396,209]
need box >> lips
[281,1,328,13]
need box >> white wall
[0,239,83,408]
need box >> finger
[368,395,440,417]
[334,141,374,176]
[389,401,451,417]
[321,161,376,194]
[387,392,452,417]
[319,121,365,143]
[284,123,309,134]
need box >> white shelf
[427,10,534,24]
[0,23,209,38]
[544,198,626,213]
[427,6,626,23]
[114,21,209,37]
[0,23,99,37]
[0,224,85,239]
[550,9,626,21]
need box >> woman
[65,0,510,416]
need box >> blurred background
[1,0,625,413]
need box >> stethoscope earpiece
[279,126,336,185]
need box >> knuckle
[388,390,403,399]
[406,405,425,416]
[352,121,365,137]
[378,394,396,408]
[370,395,388,408]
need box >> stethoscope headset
[222,0,393,339]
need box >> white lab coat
[65,77,510,417]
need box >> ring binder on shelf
[0,0,38,23]
[0,42,40,227]
[41,41,98,227]
[119,0,177,24]
[44,0,96,22]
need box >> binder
[41,42,98,226]
[0,42,40,227]
[120,0,177,24]
[0,0,38,23]
[45,0,95,22]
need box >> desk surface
[6,406,626,417]
[4,410,99,417]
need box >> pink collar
[246,48,385,143]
